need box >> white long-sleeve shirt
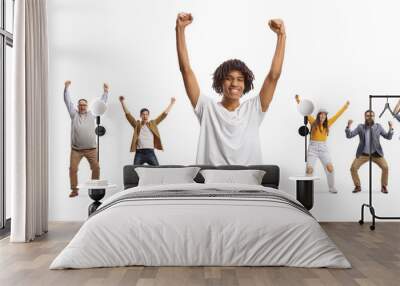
[64,89,108,150]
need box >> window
[1,0,14,234]
[5,0,13,33]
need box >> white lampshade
[297,99,314,116]
[91,98,107,116]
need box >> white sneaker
[329,188,338,193]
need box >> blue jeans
[134,149,159,166]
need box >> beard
[365,119,374,126]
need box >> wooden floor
[0,222,400,286]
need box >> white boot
[329,188,338,194]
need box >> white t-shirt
[194,94,266,165]
[137,124,155,149]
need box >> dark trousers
[134,149,159,166]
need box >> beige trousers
[350,155,388,187]
[69,148,100,191]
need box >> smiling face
[140,110,149,123]
[364,111,375,125]
[221,70,245,101]
[318,112,327,123]
[78,99,88,114]
[212,59,254,97]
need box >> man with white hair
[64,81,110,198]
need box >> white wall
[48,0,400,221]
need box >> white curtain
[10,0,48,242]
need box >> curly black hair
[212,59,255,95]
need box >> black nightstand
[78,184,116,216]
[289,176,320,210]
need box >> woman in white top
[175,13,286,165]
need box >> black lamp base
[298,126,309,136]
[95,126,106,136]
[88,188,106,216]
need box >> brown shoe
[381,186,388,194]
[69,190,79,198]
[352,186,361,193]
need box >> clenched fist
[64,80,71,88]
[347,119,353,128]
[176,12,193,29]
[119,95,125,102]
[268,19,285,36]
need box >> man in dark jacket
[345,110,393,193]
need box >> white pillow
[135,167,201,186]
[200,169,266,185]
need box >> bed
[50,165,350,269]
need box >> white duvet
[50,183,351,269]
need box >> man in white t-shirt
[175,13,286,165]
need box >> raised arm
[380,121,394,140]
[259,19,286,112]
[295,94,314,123]
[154,98,176,125]
[345,120,359,138]
[119,96,137,128]
[63,80,76,118]
[164,97,176,114]
[176,12,200,108]
[328,101,350,126]
[100,83,110,103]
